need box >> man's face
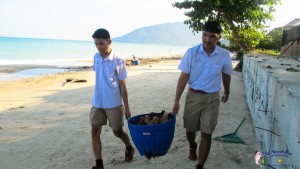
[202,31,221,50]
[93,38,111,54]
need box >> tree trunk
[226,20,247,52]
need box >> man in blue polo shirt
[90,28,134,169]
[172,21,233,169]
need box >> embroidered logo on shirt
[195,58,201,62]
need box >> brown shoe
[125,147,134,162]
[188,143,197,160]
[92,166,103,169]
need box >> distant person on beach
[90,28,134,169]
[172,21,233,169]
[131,56,139,65]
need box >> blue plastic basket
[128,113,176,159]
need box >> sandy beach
[0,58,257,169]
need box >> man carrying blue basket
[89,28,134,169]
[172,21,233,169]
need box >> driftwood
[65,78,87,83]
[131,110,172,125]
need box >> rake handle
[233,117,246,134]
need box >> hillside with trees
[112,22,202,46]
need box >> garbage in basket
[128,112,176,159]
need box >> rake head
[214,117,246,144]
[214,133,245,144]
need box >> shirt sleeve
[178,48,193,74]
[117,58,128,80]
[222,52,233,75]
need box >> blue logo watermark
[255,147,293,168]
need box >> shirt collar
[199,44,219,56]
[101,50,114,61]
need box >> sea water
[0,36,191,67]
[0,36,192,80]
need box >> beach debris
[62,78,87,86]
[20,126,29,130]
[286,68,300,72]
[266,65,272,69]
[66,78,74,82]
[73,79,87,83]
[9,106,25,110]
[130,110,172,125]
[280,63,291,66]
[66,66,92,71]
[65,78,87,83]
[80,66,92,70]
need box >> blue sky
[0,0,299,40]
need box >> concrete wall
[243,54,300,168]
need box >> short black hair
[203,21,222,34]
[92,28,110,39]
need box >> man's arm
[119,79,131,119]
[221,72,231,103]
[172,72,189,114]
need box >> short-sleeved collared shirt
[178,44,233,93]
[92,51,127,108]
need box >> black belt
[190,88,207,94]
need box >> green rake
[214,117,246,144]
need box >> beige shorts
[89,105,124,131]
[183,90,220,134]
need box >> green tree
[257,28,283,50]
[173,0,281,53]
